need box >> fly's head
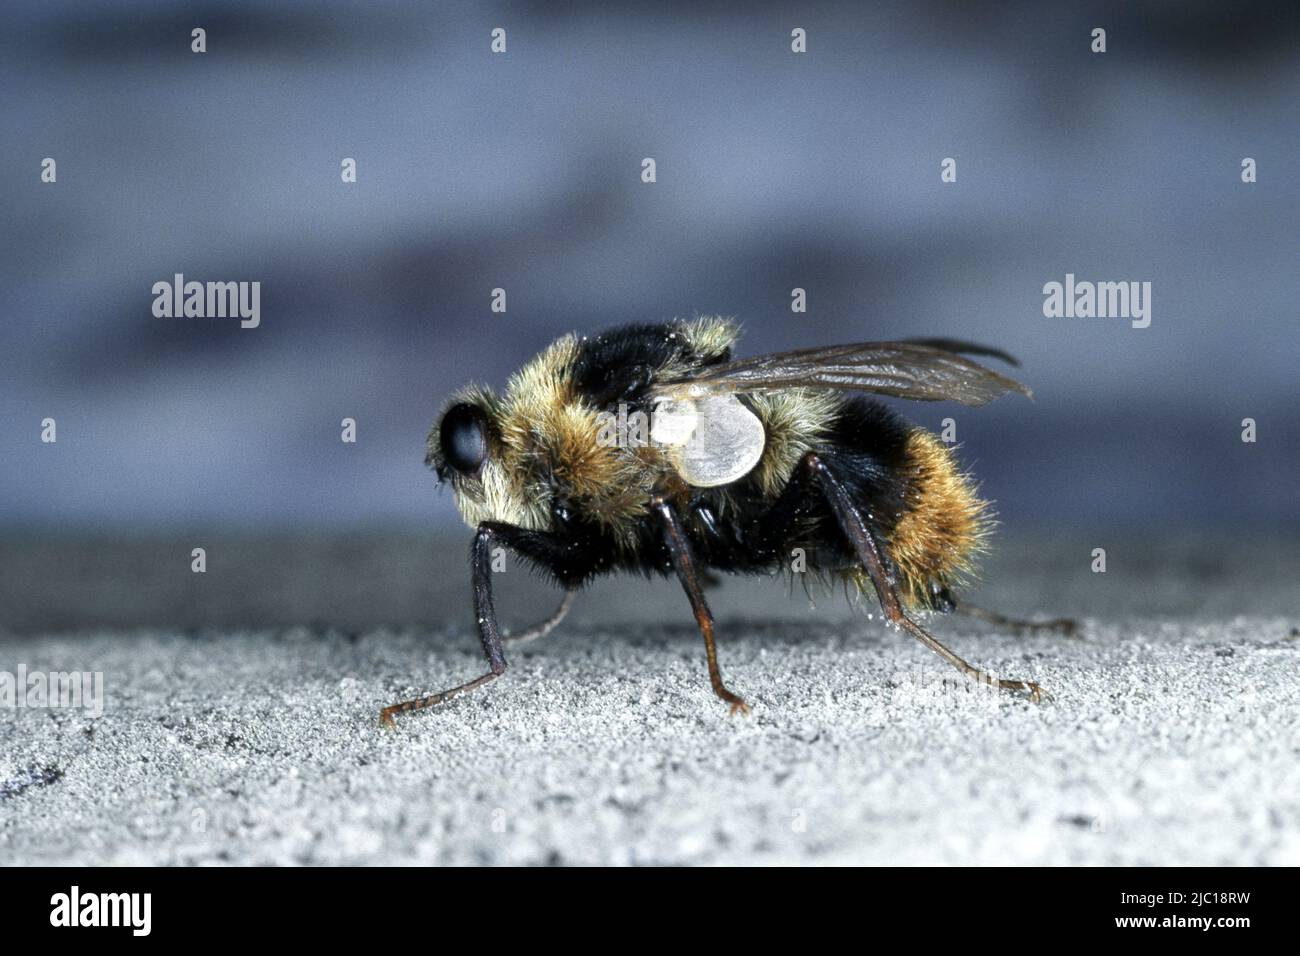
[427,386,548,532]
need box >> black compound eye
[439,403,489,476]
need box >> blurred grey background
[2,0,1297,630]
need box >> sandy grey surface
[2,533,1298,866]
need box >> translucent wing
[652,340,1031,406]
[900,338,1020,368]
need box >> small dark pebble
[1058,814,1095,829]
[0,765,63,800]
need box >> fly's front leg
[802,452,1046,702]
[381,523,511,728]
[650,495,749,715]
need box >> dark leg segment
[651,496,750,715]
[803,453,1045,702]
[381,523,510,728]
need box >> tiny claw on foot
[717,690,750,716]
[994,678,1046,703]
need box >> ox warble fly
[381,317,1075,728]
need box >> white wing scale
[651,394,765,488]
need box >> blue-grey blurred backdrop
[4,0,1298,536]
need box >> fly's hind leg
[650,495,749,715]
[803,453,1045,702]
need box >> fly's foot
[1001,679,1046,703]
[714,686,750,716]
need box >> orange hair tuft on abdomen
[887,429,990,608]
